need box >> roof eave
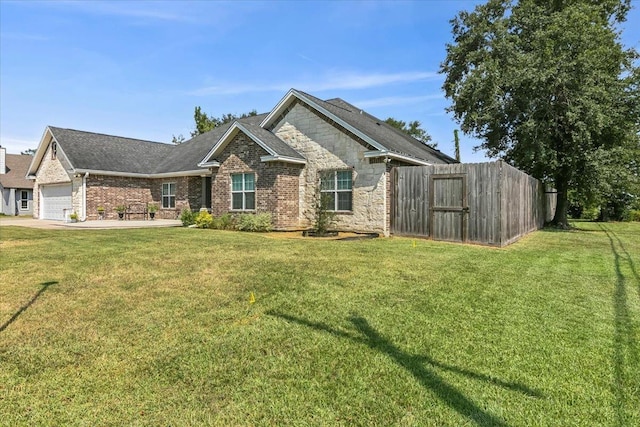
[236,123,278,157]
[199,123,241,165]
[364,150,432,166]
[260,155,306,165]
[74,169,206,178]
[200,121,296,166]
[197,161,220,168]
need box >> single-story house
[0,146,34,216]
[26,89,456,235]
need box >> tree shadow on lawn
[598,224,640,426]
[268,310,543,427]
[0,281,58,333]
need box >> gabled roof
[261,89,456,165]
[321,96,457,164]
[28,89,454,178]
[199,117,305,166]
[163,113,303,171]
[155,122,235,174]
[27,126,175,177]
[0,154,34,189]
[51,126,174,174]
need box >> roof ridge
[323,98,358,114]
[49,126,169,146]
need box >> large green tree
[441,0,639,227]
[172,107,259,144]
[191,107,258,137]
[384,117,437,148]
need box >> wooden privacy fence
[391,161,556,246]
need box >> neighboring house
[0,146,34,216]
[26,89,456,234]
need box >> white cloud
[188,71,442,96]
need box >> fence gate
[429,174,468,242]
[391,167,429,237]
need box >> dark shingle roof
[239,122,305,160]
[0,154,34,189]
[297,91,456,164]
[154,123,234,173]
[155,114,275,172]
[46,90,454,177]
[49,127,173,174]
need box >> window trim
[230,172,256,211]
[320,169,353,212]
[51,141,57,160]
[162,182,176,209]
[20,190,29,210]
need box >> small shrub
[314,191,336,236]
[180,208,195,226]
[214,213,236,230]
[195,211,214,229]
[581,206,600,221]
[254,213,273,232]
[625,209,640,222]
[236,213,272,232]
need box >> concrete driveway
[0,217,182,230]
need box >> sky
[1,0,638,163]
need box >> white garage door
[41,184,72,220]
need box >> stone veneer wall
[273,102,388,235]
[210,132,302,229]
[85,175,201,220]
[33,142,73,218]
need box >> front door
[202,176,211,209]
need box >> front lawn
[0,222,638,426]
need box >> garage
[41,184,72,220]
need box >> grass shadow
[268,310,543,426]
[598,223,639,426]
[0,281,57,333]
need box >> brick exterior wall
[32,97,434,233]
[210,132,302,229]
[85,175,202,220]
[273,102,389,235]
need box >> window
[51,141,57,159]
[162,182,176,208]
[320,170,352,211]
[231,173,255,210]
[20,191,29,210]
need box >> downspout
[81,172,89,221]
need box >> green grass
[0,222,638,426]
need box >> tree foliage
[384,117,437,148]
[191,107,258,137]
[21,148,36,156]
[171,134,186,145]
[441,0,639,227]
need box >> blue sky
[1,0,638,163]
